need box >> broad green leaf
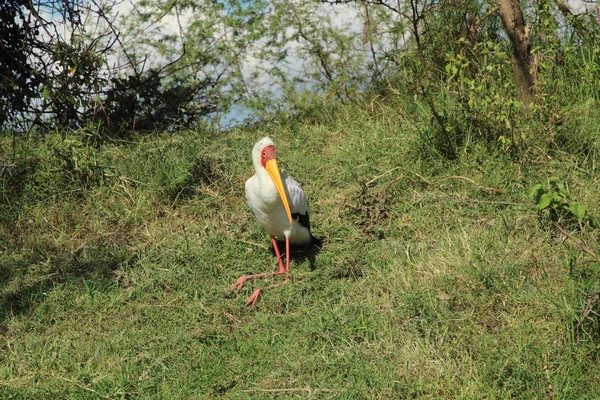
[528,184,544,201]
[565,203,586,220]
[554,191,567,201]
[537,193,553,210]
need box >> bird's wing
[245,174,259,217]
[283,174,311,230]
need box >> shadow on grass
[0,246,131,329]
[223,236,323,303]
[0,262,14,288]
[272,235,323,271]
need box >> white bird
[230,137,315,305]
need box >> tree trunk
[497,0,535,106]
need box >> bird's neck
[256,168,281,204]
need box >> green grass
[1,101,600,398]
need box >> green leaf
[565,203,586,220]
[528,184,544,202]
[537,193,553,210]
[42,86,51,100]
[553,191,567,201]
[549,177,565,193]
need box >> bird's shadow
[272,236,323,271]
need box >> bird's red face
[260,145,293,224]
[259,145,277,168]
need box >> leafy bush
[529,177,599,228]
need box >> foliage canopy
[1,0,600,150]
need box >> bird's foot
[228,271,287,306]
[245,289,262,306]
[230,272,270,291]
[230,275,248,291]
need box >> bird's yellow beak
[265,158,293,224]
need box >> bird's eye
[261,151,266,157]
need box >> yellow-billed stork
[230,137,315,305]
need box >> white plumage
[245,137,312,244]
[230,137,314,305]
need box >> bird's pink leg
[284,236,291,283]
[230,236,288,305]
[273,236,286,275]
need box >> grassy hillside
[1,100,600,398]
